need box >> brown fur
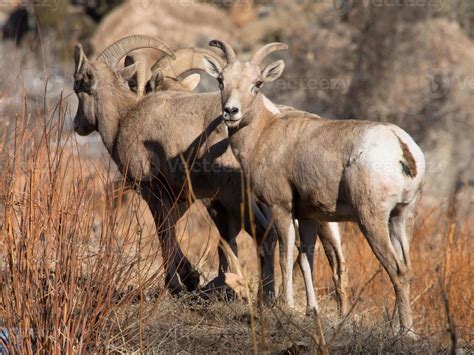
[396,135,418,178]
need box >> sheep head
[202,40,287,128]
[73,35,175,136]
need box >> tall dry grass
[0,94,166,353]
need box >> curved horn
[152,47,226,78]
[209,39,236,64]
[74,43,86,74]
[96,35,175,67]
[250,42,288,66]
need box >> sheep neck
[95,82,137,155]
[228,94,275,170]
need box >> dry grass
[0,95,166,353]
[0,95,472,353]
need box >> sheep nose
[224,106,239,116]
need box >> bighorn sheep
[123,47,225,95]
[73,35,201,294]
[120,51,202,95]
[73,35,348,309]
[203,40,425,335]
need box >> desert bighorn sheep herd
[73,34,425,337]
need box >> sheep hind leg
[388,202,417,338]
[319,222,349,316]
[358,209,415,339]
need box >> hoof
[201,279,239,302]
[182,269,201,292]
[168,284,185,297]
[305,307,322,317]
[400,328,420,341]
[263,292,276,307]
[182,289,211,306]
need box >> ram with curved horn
[203,40,425,337]
[73,35,204,295]
[96,35,175,97]
[151,47,226,78]
[108,41,350,312]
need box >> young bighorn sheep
[73,36,348,308]
[203,40,425,335]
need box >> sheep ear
[82,65,96,88]
[181,73,201,91]
[202,55,222,78]
[118,63,138,81]
[261,60,285,83]
[74,43,88,74]
[150,70,164,92]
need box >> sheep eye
[255,80,263,89]
[217,77,224,88]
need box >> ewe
[203,40,425,335]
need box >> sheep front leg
[252,200,277,303]
[272,206,296,308]
[297,218,320,313]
